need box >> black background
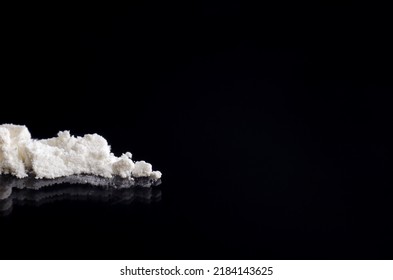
[1,2,392,259]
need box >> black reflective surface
[0,175,162,216]
[2,2,392,259]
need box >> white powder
[0,124,162,181]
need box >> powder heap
[0,124,162,180]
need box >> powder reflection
[0,175,162,216]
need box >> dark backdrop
[1,2,392,259]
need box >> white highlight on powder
[0,124,162,180]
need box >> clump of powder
[0,124,162,181]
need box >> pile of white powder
[0,124,161,180]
